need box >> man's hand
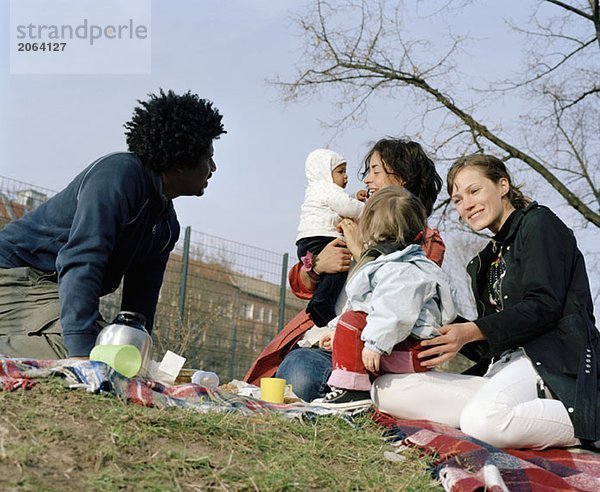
[362,347,381,373]
[418,321,485,368]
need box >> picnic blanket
[375,410,600,491]
[3,356,600,491]
[0,356,338,419]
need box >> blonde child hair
[358,186,426,249]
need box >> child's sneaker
[313,387,372,409]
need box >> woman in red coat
[245,138,446,402]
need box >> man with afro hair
[0,90,225,360]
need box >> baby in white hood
[296,149,366,327]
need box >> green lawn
[0,379,441,491]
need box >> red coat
[244,228,445,385]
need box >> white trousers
[371,350,580,449]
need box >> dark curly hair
[361,138,442,217]
[124,89,226,172]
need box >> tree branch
[545,0,595,21]
[314,58,600,226]
[558,85,600,111]
[501,37,596,90]
[282,0,600,228]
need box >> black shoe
[582,439,600,453]
[313,387,372,409]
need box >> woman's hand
[319,331,334,351]
[313,237,352,274]
[362,347,381,373]
[418,321,485,368]
[297,238,352,289]
[337,219,362,261]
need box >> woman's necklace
[488,249,506,311]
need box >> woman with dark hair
[245,138,446,402]
[372,154,599,450]
[361,138,443,216]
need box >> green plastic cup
[89,344,142,378]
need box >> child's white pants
[371,350,580,449]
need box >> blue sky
[2,1,352,256]
[1,0,597,311]
[0,0,525,255]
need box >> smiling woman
[448,154,530,234]
[361,138,442,217]
[372,154,600,451]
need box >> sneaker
[313,387,372,410]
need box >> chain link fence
[0,175,306,381]
[0,176,56,227]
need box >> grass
[0,378,441,491]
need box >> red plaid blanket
[375,411,600,491]
[0,356,340,418]
[3,356,599,490]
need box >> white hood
[297,148,363,241]
[305,149,346,184]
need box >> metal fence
[0,176,57,227]
[0,175,306,381]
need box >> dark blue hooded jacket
[0,152,180,355]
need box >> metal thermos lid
[112,311,147,331]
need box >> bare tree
[280,0,599,227]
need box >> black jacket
[465,202,599,442]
